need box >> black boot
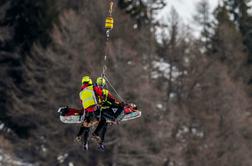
[82,127,90,151]
[97,143,105,151]
[83,143,88,151]
[91,133,101,144]
[58,106,69,116]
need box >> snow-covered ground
[57,153,75,166]
[0,121,12,134]
[0,149,35,166]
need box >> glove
[120,102,125,107]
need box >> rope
[108,1,113,16]
[102,41,109,77]
[102,0,114,77]
[101,0,125,103]
[105,1,114,39]
[104,74,125,102]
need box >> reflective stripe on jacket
[93,86,111,105]
[102,89,109,101]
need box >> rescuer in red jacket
[76,75,120,151]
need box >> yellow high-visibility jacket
[79,85,97,109]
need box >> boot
[98,143,105,151]
[58,106,69,116]
[74,136,81,143]
[83,143,88,151]
[91,133,101,144]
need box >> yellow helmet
[82,76,92,84]
[96,77,106,87]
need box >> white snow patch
[151,59,181,80]
[0,123,4,130]
[176,125,204,141]
[156,103,163,110]
[143,65,148,70]
[40,136,46,142]
[0,149,34,166]
[151,71,161,79]
[191,127,204,138]
[57,153,69,164]
[169,93,176,99]
[191,128,197,134]
[127,61,133,65]
[176,125,189,141]
[182,126,189,133]
[41,145,47,153]
[248,1,252,15]
[69,162,74,166]
[169,161,175,166]
[133,24,138,29]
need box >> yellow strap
[102,89,109,101]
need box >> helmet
[96,77,106,87]
[82,76,92,84]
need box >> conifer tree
[211,4,247,80]
[225,0,252,62]
[194,0,212,52]
[3,0,58,52]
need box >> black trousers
[102,106,124,121]
[93,116,107,143]
[76,109,101,144]
[77,126,90,144]
[84,110,101,123]
[92,105,123,143]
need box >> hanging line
[102,42,109,77]
[104,74,125,102]
[101,1,125,103]
[102,0,114,77]
[106,0,114,38]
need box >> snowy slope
[0,149,34,166]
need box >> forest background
[1,0,252,165]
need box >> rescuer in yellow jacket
[76,75,120,150]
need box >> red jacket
[93,85,117,104]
